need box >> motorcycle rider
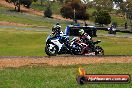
[52,22,62,37]
[52,22,70,51]
[78,29,96,52]
[79,29,91,43]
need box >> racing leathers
[79,33,96,52]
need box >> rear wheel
[95,46,104,55]
[45,43,58,56]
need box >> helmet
[56,22,59,25]
[52,25,61,34]
[79,29,84,35]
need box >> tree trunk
[17,0,20,12]
[130,20,132,32]
[40,0,43,5]
[18,4,20,12]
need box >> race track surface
[0,56,132,68]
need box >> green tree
[57,0,64,3]
[92,0,113,12]
[125,0,132,31]
[5,0,38,12]
[116,0,132,19]
[44,6,52,18]
[60,0,89,20]
[95,10,111,26]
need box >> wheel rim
[47,44,56,54]
[96,47,104,55]
[98,49,104,55]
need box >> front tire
[45,43,58,56]
[95,46,104,55]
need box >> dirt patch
[0,21,33,26]
[0,56,132,68]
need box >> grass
[0,6,71,29]
[0,28,48,56]
[0,3,130,28]
[0,6,132,56]
[94,36,132,55]
[31,2,129,26]
[111,16,126,26]
[0,13,70,29]
[1,1,131,27]
[0,63,132,88]
[97,30,132,36]
[31,2,62,14]
[87,8,96,16]
[0,28,131,56]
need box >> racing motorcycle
[45,31,84,56]
[70,37,104,55]
[45,31,79,56]
[45,33,104,56]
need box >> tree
[44,6,52,18]
[57,0,64,3]
[40,0,43,5]
[60,0,89,20]
[92,0,113,12]
[95,10,111,26]
[5,0,38,12]
[117,0,132,21]
[125,0,132,31]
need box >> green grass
[31,2,62,14]
[111,16,126,26]
[0,28,48,56]
[87,8,96,16]
[94,36,132,55]
[0,13,70,29]
[97,30,132,36]
[0,63,132,88]
[0,6,71,29]
[0,6,132,56]
[0,2,130,27]
[0,28,131,56]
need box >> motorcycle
[45,31,80,56]
[45,33,104,56]
[108,27,116,35]
[70,37,104,55]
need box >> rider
[52,22,70,50]
[52,22,62,37]
[79,29,91,43]
[78,29,96,52]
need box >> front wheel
[95,46,104,55]
[45,43,58,56]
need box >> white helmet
[79,29,84,35]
